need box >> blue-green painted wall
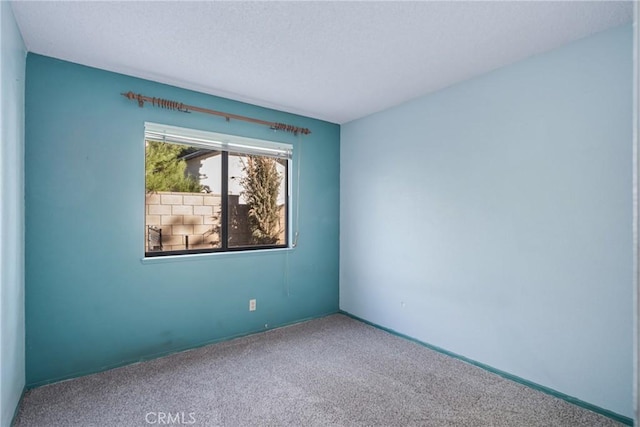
[25,54,339,387]
[341,25,633,418]
[0,2,26,425]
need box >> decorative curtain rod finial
[121,91,144,107]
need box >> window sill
[140,246,295,264]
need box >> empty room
[1,1,638,426]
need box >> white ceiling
[11,1,634,124]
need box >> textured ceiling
[11,1,633,124]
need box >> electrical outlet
[249,299,256,311]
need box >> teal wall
[25,54,340,387]
[0,2,26,425]
[340,25,633,418]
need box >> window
[144,123,291,257]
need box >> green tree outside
[240,156,282,244]
[145,141,202,193]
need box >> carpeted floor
[15,314,623,426]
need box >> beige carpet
[14,314,624,426]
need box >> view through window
[144,123,290,256]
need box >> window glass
[144,124,290,257]
[228,153,287,248]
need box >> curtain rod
[121,91,311,136]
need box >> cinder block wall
[145,192,286,251]
[145,192,221,251]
